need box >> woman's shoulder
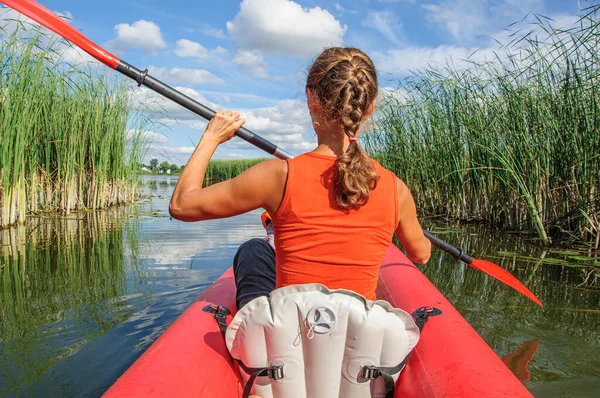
[370,158,398,180]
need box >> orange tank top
[271,152,398,300]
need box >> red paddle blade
[1,0,120,68]
[469,259,542,306]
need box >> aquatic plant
[367,7,600,246]
[0,22,148,228]
[204,158,268,184]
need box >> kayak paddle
[1,0,542,307]
[0,0,293,160]
[424,231,542,306]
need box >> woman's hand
[201,110,245,146]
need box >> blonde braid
[306,48,379,210]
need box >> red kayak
[104,244,532,397]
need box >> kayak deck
[105,244,532,397]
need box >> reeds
[203,158,268,185]
[0,25,147,228]
[366,7,600,245]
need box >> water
[0,176,598,397]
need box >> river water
[1,176,598,397]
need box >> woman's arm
[169,110,287,222]
[395,178,431,264]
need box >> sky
[0,0,586,164]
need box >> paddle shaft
[423,230,473,264]
[2,1,540,304]
[116,61,293,160]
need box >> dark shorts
[232,238,276,309]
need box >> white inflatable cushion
[226,284,420,398]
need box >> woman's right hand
[201,110,245,146]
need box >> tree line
[142,159,184,174]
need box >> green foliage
[366,7,600,245]
[149,158,159,172]
[0,26,149,227]
[204,158,268,184]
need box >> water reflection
[0,211,133,395]
[0,177,598,397]
[0,177,265,397]
[420,224,600,396]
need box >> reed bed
[366,7,600,245]
[0,27,147,228]
[204,158,268,184]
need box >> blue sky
[1,0,584,164]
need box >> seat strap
[361,306,442,398]
[203,305,284,398]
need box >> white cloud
[234,50,269,78]
[202,27,227,39]
[490,0,544,19]
[422,1,487,43]
[373,44,494,76]
[148,66,224,85]
[58,45,99,66]
[106,20,166,55]
[422,0,546,44]
[362,11,403,44]
[228,99,315,153]
[129,85,220,120]
[227,0,346,56]
[174,39,208,59]
[333,3,359,15]
[173,39,228,61]
[154,145,196,154]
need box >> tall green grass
[204,158,268,184]
[0,26,148,228]
[366,7,600,246]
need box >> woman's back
[273,152,397,300]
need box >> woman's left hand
[202,110,246,145]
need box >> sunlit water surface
[0,176,598,397]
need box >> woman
[169,47,431,310]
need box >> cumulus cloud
[226,99,315,152]
[174,39,228,60]
[132,85,314,154]
[174,39,208,59]
[202,27,227,39]
[422,0,545,44]
[422,1,487,43]
[234,50,269,78]
[148,66,224,85]
[227,0,346,56]
[373,44,497,76]
[362,10,403,44]
[106,20,167,55]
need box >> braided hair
[306,47,379,210]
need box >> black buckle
[362,366,381,380]
[412,306,442,318]
[202,304,230,317]
[266,365,285,380]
